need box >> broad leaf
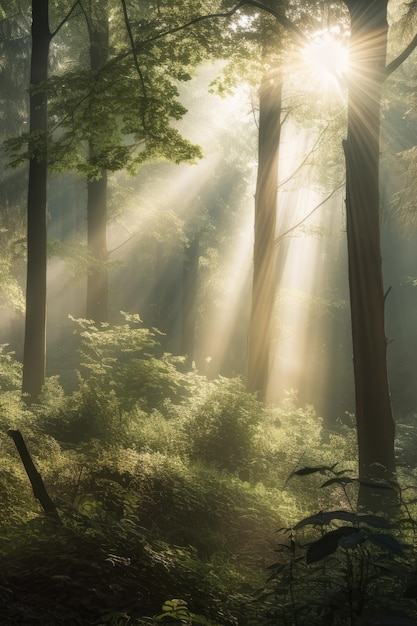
[321,476,357,488]
[294,510,357,529]
[292,464,337,477]
[306,527,358,564]
[368,533,405,557]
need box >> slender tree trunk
[343,0,395,507]
[86,170,108,321]
[181,235,199,366]
[86,10,109,323]
[247,73,282,402]
[22,0,51,400]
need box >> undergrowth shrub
[250,394,358,520]
[0,315,369,625]
[37,314,188,446]
[261,467,417,625]
[74,313,187,412]
[183,376,262,474]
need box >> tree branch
[120,0,148,100]
[275,182,344,246]
[51,0,80,38]
[278,123,331,189]
[140,0,306,48]
[385,32,417,78]
[8,429,60,521]
[243,0,307,43]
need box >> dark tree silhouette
[86,5,109,323]
[22,0,52,399]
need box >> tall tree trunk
[86,170,108,322]
[181,235,199,366]
[343,0,395,507]
[22,0,51,400]
[86,9,109,323]
[247,73,282,402]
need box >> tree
[248,0,417,506]
[8,0,209,396]
[341,0,395,505]
[84,2,109,323]
[246,71,282,401]
[22,0,52,399]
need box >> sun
[303,32,349,91]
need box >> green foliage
[39,314,187,445]
[183,376,262,473]
[0,343,22,392]
[0,212,26,312]
[75,313,186,409]
[155,598,220,625]
[262,468,417,625]
[4,1,213,179]
[4,314,411,625]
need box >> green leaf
[294,510,357,529]
[368,533,405,557]
[338,531,366,550]
[356,514,392,529]
[292,464,337,477]
[320,476,357,488]
[306,527,358,564]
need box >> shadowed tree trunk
[22,0,52,400]
[247,72,282,402]
[87,170,108,322]
[343,0,395,508]
[86,8,109,323]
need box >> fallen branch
[8,429,60,521]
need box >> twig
[275,182,344,246]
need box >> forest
[2,0,417,624]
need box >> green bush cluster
[4,316,417,624]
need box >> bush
[184,377,262,474]
[74,313,187,413]
[261,468,417,625]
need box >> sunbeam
[266,120,349,418]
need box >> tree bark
[86,170,109,322]
[343,0,395,507]
[86,10,109,323]
[22,0,52,400]
[181,235,199,366]
[247,73,282,402]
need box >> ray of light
[266,121,348,417]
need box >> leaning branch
[8,429,60,521]
[120,0,148,99]
[51,0,81,38]
[385,31,417,78]
[139,0,306,48]
[274,182,344,246]
[278,123,331,189]
[244,0,307,43]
